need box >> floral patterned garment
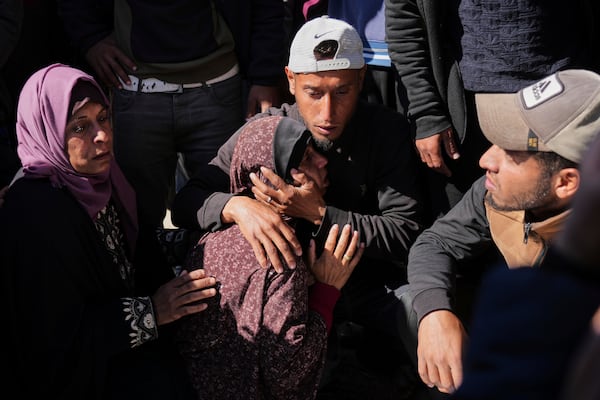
[95,202,158,348]
[175,116,328,400]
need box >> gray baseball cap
[288,16,365,73]
[476,69,600,163]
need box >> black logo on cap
[314,30,335,39]
[532,80,551,101]
[313,40,338,60]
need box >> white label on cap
[316,58,351,71]
[521,73,564,109]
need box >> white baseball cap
[288,16,365,73]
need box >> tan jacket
[485,203,571,268]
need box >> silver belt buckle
[120,76,184,93]
[141,78,182,93]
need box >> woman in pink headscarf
[0,64,216,399]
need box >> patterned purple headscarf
[230,115,312,194]
[177,116,325,399]
[15,63,138,249]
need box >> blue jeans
[112,74,243,227]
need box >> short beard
[485,178,555,213]
[312,136,333,152]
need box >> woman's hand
[307,224,365,290]
[151,269,217,326]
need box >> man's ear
[285,67,296,96]
[555,167,580,200]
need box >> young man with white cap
[404,69,600,396]
[173,15,424,396]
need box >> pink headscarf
[16,63,138,250]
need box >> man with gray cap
[404,69,600,396]
[172,15,424,396]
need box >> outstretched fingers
[332,224,354,261]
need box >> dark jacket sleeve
[407,176,493,321]
[385,0,455,139]
[56,0,113,54]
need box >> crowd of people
[1,1,600,399]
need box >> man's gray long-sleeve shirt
[407,176,495,321]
